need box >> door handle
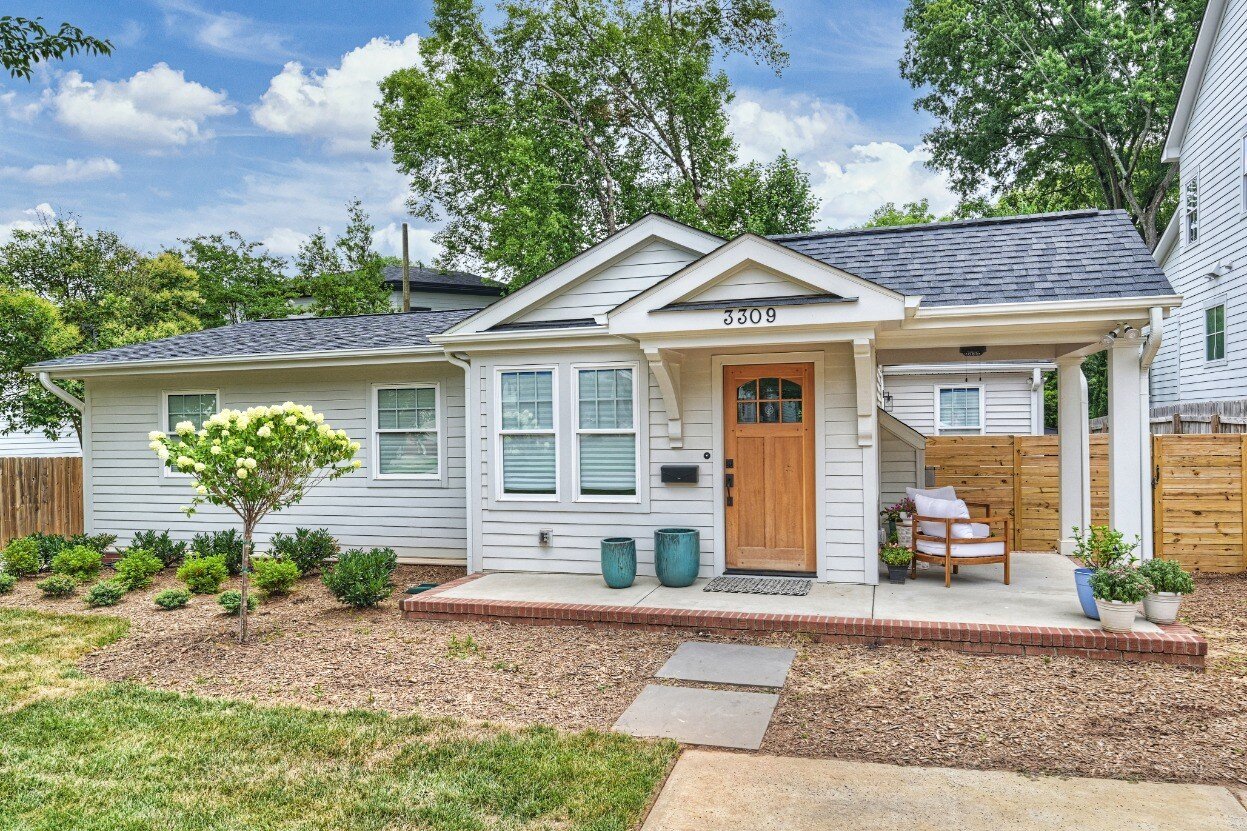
[725,472,734,506]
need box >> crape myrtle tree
[149,403,362,642]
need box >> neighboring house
[379,265,503,311]
[0,421,80,458]
[1152,0,1245,408]
[881,362,1053,437]
[31,210,1176,580]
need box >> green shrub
[67,532,118,553]
[269,528,337,575]
[218,589,257,615]
[85,580,126,607]
[192,529,246,576]
[114,548,164,590]
[1139,558,1195,595]
[153,588,191,610]
[252,557,299,596]
[50,545,103,582]
[129,530,188,568]
[0,573,16,593]
[176,555,228,594]
[879,545,912,567]
[1072,525,1138,570]
[28,533,71,570]
[1090,566,1153,604]
[322,547,396,608]
[1,537,41,577]
[36,575,77,598]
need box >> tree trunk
[239,530,253,643]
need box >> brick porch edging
[400,574,1207,668]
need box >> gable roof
[380,265,503,296]
[1163,0,1231,162]
[773,210,1173,307]
[32,310,477,373]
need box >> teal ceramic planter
[654,528,700,588]
[601,537,637,589]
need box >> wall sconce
[882,391,894,412]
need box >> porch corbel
[853,338,875,447]
[644,347,684,449]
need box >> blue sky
[0,0,956,264]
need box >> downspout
[1139,307,1164,560]
[1030,367,1044,436]
[38,372,84,412]
[445,353,478,573]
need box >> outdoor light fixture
[882,391,894,412]
[959,345,987,358]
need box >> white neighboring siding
[472,343,867,583]
[0,422,80,457]
[513,240,700,323]
[1155,0,1247,404]
[84,363,467,562]
[883,372,1038,436]
[879,426,920,509]
[387,289,498,311]
[691,266,817,303]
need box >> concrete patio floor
[432,552,1161,633]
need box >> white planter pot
[896,520,913,548]
[1095,599,1139,634]
[1143,592,1183,625]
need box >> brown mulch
[4,565,1247,786]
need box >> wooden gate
[0,457,83,544]
[1151,435,1247,573]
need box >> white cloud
[156,0,293,62]
[0,203,56,245]
[45,63,235,148]
[814,142,957,228]
[0,90,42,122]
[0,157,120,185]
[260,227,309,258]
[729,92,863,164]
[375,222,440,264]
[252,35,422,154]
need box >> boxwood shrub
[322,547,396,608]
[85,580,126,607]
[176,555,228,594]
[1,537,41,577]
[218,589,257,615]
[129,530,188,568]
[191,530,246,577]
[114,548,164,590]
[153,588,191,610]
[269,528,337,576]
[50,545,103,582]
[252,558,299,597]
[0,573,17,594]
[36,574,77,598]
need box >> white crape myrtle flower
[296,425,309,433]
[196,485,208,495]
[155,446,170,461]
[148,430,166,441]
[349,441,361,452]
[243,458,257,469]
[284,416,297,426]
[236,468,248,479]
[257,424,272,438]
[210,446,222,455]
[197,430,207,438]
[175,421,195,435]
[244,446,254,454]
[351,459,362,469]
[148,439,163,451]
[313,413,325,424]
[193,462,206,472]
[177,455,193,469]
[317,424,332,437]
[237,416,250,429]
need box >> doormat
[703,576,812,596]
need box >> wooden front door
[724,363,816,574]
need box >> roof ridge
[769,209,1110,242]
[253,308,477,323]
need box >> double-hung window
[165,392,218,433]
[1206,303,1226,362]
[374,385,439,477]
[1241,134,1247,214]
[1185,172,1200,244]
[576,366,637,499]
[499,369,557,497]
[937,386,982,435]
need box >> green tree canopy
[862,199,939,228]
[375,0,819,288]
[1,15,111,79]
[0,288,82,440]
[900,0,1202,249]
[296,199,392,317]
[181,233,297,327]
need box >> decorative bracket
[644,347,684,449]
[853,338,875,447]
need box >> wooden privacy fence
[0,457,83,544]
[927,434,1247,573]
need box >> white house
[30,210,1177,581]
[379,264,503,311]
[1152,0,1247,407]
[881,361,1053,437]
[0,422,79,458]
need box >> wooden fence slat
[0,456,83,545]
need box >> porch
[401,552,1207,666]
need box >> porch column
[1057,356,1091,556]
[1107,335,1146,552]
[853,339,880,584]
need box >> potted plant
[1089,566,1152,633]
[1138,558,1195,624]
[880,499,915,546]
[1070,526,1138,620]
[880,544,912,585]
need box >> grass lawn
[0,609,676,831]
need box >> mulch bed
[3,565,1245,786]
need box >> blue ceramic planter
[654,528,700,588]
[601,537,637,589]
[1074,567,1099,619]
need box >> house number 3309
[722,307,777,325]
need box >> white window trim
[370,382,443,481]
[1239,128,1247,217]
[572,361,642,504]
[1204,297,1227,365]
[494,365,560,502]
[934,384,985,435]
[159,389,219,480]
[1184,168,1200,246]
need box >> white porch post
[853,339,880,584]
[1057,356,1091,556]
[1107,336,1146,550]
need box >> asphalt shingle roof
[32,309,477,370]
[380,264,502,294]
[773,209,1174,307]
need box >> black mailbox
[660,465,699,484]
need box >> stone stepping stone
[656,642,796,688]
[613,684,779,750]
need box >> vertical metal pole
[401,222,411,313]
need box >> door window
[736,376,802,424]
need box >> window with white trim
[1206,303,1226,362]
[1185,172,1200,244]
[937,386,982,435]
[165,392,217,433]
[576,367,637,498]
[499,369,556,496]
[374,386,439,477]
[1241,134,1247,213]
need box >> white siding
[883,372,1039,436]
[691,266,818,303]
[879,426,920,509]
[0,422,80,457]
[513,240,700,323]
[84,363,467,562]
[1154,0,1247,404]
[387,289,497,311]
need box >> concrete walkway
[643,751,1247,831]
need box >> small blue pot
[601,537,637,589]
[1074,567,1099,619]
[654,528,700,588]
